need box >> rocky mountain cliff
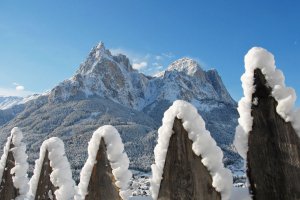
[0,42,241,181]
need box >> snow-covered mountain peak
[50,42,143,107]
[167,57,204,76]
[49,42,235,109]
[77,42,134,76]
[96,41,105,49]
[93,41,111,58]
[77,42,112,75]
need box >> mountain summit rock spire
[77,42,113,75]
[93,41,111,58]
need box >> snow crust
[0,132,11,186]
[234,47,300,159]
[231,187,251,200]
[0,93,47,110]
[0,127,29,200]
[150,100,232,200]
[167,57,203,76]
[29,137,75,200]
[0,96,23,110]
[76,125,132,200]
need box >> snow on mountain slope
[0,42,241,184]
[0,94,43,110]
[0,96,23,110]
[166,57,205,76]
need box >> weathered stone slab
[0,142,18,200]
[158,118,221,200]
[247,69,300,200]
[35,150,58,200]
[85,138,121,200]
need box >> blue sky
[0,1,299,105]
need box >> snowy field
[129,197,152,200]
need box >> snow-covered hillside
[0,96,23,110]
[0,94,42,110]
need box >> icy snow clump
[234,47,300,159]
[0,127,29,200]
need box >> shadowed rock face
[158,118,221,200]
[35,150,58,200]
[0,142,18,200]
[85,138,121,200]
[247,69,300,200]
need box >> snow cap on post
[0,127,29,200]
[76,125,132,200]
[150,100,233,200]
[234,47,300,159]
[0,129,14,186]
[29,137,75,200]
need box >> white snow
[234,47,300,160]
[0,127,29,200]
[0,96,23,110]
[0,131,11,185]
[129,170,151,197]
[230,187,251,200]
[29,137,75,200]
[150,100,233,200]
[167,57,203,76]
[0,93,47,110]
[76,125,132,200]
[129,197,152,200]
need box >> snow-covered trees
[150,100,232,200]
[76,125,131,200]
[29,137,75,200]
[234,47,300,199]
[0,127,29,200]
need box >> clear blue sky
[0,1,299,105]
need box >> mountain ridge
[49,42,235,109]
